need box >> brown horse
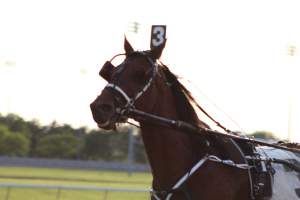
[90,38,253,200]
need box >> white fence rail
[0,183,150,200]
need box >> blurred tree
[0,124,30,156]
[248,131,278,140]
[0,114,30,136]
[35,134,82,159]
[0,113,149,163]
[27,120,43,156]
[83,130,114,160]
[83,128,130,161]
[134,133,148,164]
[0,124,10,143]
[46,122,74,135]
[0,134,30,156]
[110,131,129,161]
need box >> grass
[0,166,152,200]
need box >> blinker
[99,61,114,81]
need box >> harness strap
[164,156,209,200]
[208,155,250,169]
[106,83,132,105]
[133,75,156,101]
[152,154,251,200]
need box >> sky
[0,0,300,142]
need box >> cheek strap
[104,52,158,114]
[106,83,132,105]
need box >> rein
[127,108,300,154]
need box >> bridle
[103,51,159,116]
[99,51,300,200]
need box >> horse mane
[160,64,209,129]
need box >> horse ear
[150,39,166,60]
[124,36,134,55]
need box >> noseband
[104,51,159,116]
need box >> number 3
[151,25,166,48]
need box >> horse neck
[139,85,205,191]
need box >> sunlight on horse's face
[90,54,157,129]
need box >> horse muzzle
[90,100,129,130]
[90,101,116,129]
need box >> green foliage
[0,124,9,136]
[248,131,277,140]
[46,121,74,135]
[0,124,30,156]
[83,130,129,161]
[83,132,113,160]
[36,134,82,159]
[0,134,30,156]
[0,124,10,147]
[134,134,148,164]
[0,113,148,163]
[7,114,28,132]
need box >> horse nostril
[98,104,113,113]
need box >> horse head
[90,37,166,129]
